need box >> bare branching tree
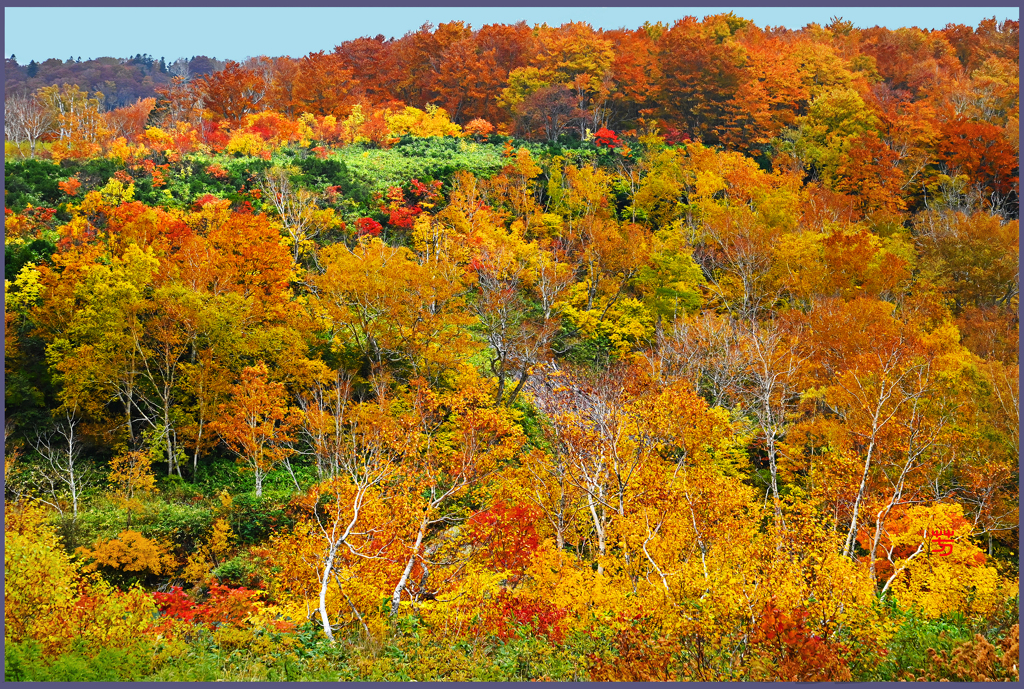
[32,410,95,518]
[733,317,807,519]
[168,57,192,82]
[5,92,55,158]
[258,167,323,263]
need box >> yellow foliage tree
[885,503,1016,619]
[386,104,463,138]
[106,449,157,528]
[182,517,237,585]
[79,530,177,576]
[5,502,156,657]
[36,83,111,162]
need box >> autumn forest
[3,13,1020,682]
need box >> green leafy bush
[5,639,152,682]
[296,156,352,188]
[337,139,506,195]
[228,491,295,546]
[5,235,57,278]
[69,156,119,192]
[212,553,260,588]
[4,159,64,210]
[872,606,986,680]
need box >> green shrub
[190,454,250,495]
[296,156,352,188]
[228,491,295,546]
[5,235,57,276]
[71,156,119,192]
[212,553,259,588]
[4,159,64,210]
[337,139,507,196]
[143,501,215,553]
[5,639,152,682]
[74,496,214,554]
[871,607,981,681]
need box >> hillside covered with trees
[4,14,1019,682]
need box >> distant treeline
[4,14,1019,135]
[4,55,227,110]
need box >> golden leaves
[79,530,176,576]
[6,502,158,656]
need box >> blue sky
[4,6,1019,64]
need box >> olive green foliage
[5,640,153,682]
[4,159,65,210]
[337,139,508,195]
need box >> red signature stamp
[930,527,954,557]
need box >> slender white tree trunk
[391,517,429,617]
[843,439,875,558]
[319,540,340,642]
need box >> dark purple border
[0,3,1020,689]
[1,1,1022,5]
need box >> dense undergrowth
[5,13,1020,683]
